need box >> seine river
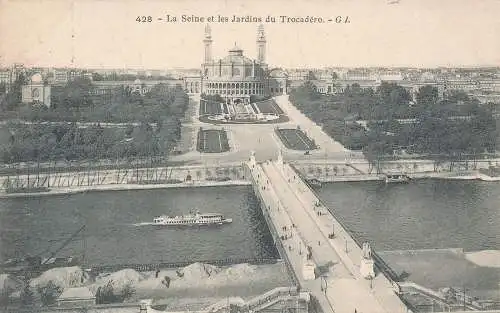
[317,179,500,252]
[0,186,278,265]
[1,180,499,265]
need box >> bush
[120,284,135,301]
[38,280,62,306]
[95,281,116,304]
[20,285,35,306]
[95,280,136,304]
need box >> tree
[20,284,35,306]
[3,73,26,110]
[415,85,438,110]
[0,285,13,308]
[96,281,117,304]
[38,280,62,306]
[120,284,135,302]
[306,71,317,81]
[52,78,93,109]
[91,73,104,81]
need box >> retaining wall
[0,164,247,191]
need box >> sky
[0,0,499,69]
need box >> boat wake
[132,222,155,227]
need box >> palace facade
[184,25,288,104]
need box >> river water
[1,180,499,266]
[316,179,500,252]
[0,186,278,265]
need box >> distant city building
[286,69,310,81]
[184,24,288,104]
[0,65,27,92]
[378,72,404,81]
[91,79,183,96]
[0,69,13,92]
[48,68,93,85]
[21,73,51,107]
[52,69,69,85]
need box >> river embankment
[0,261,292,311]
[304,170,499,183]
[378,248,500,301]
[2,157,500,198]
[0,180,251,199]
[2,170,497,198]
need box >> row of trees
[1,77,189,124]
[289,81,498,166]
[2,280,62,307]
[47,79,188,123]
[0,83,188,163]
[0,73,28,111]
[1,279,135,308]
[0,118,182,163]
[91,72,175,81]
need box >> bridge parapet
[247,153,415,313]
[281,163,362,275]
[283,162,410,312]
[248,161,314,282]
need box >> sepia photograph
[0,0,499,312]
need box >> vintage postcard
[0,0,499,312]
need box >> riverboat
[385,173,411,184]
[153,211,232,226]
[306,178,322,187]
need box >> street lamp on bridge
[462,286,468,311]
[368,274,374,289]
[328,223,335,239]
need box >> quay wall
[0,164,248,192]
[2,157,499,196]
[292,158,500,182]
[88,257,278,274]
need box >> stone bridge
[247,151,411,313]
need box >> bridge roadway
[249,158,410,313]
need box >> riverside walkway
[247,154,410,313]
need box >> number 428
[137,16,153,22]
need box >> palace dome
[221,46,253,65]
[229,45,243,53]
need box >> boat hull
[385,174,411,184]
[152,219,233,227]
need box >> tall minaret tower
[256,24,266,64]
[203,24,213,63]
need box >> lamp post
[462,286,468,311]
[368,274,374,289]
